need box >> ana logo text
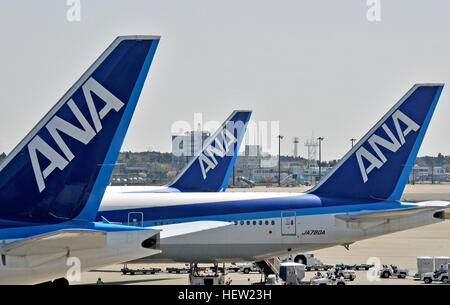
[198,129,237,180]
[28,77,124,192]
[356,109,420,183]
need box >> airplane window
[253,220,256,225]
[290,220,294,225]
[246,221,250,225]
[265,220,269,225]
[259,220,262,225]
[234,221,238,225]
[240,220,244,225]
[271,220,275,225]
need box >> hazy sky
[1,1,450,161]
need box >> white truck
[239,262,261,274]
[335,268,356,281]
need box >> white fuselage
[98,190,446,263]
[0,229,159,285]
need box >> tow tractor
[378,265,408,279]
[421,270,449,284]
[334,267,356,281]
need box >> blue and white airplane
[0,35,230,284]
[99,83,449,263]
[106,109,252,196]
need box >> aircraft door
[128,212,144,227]
[281,211,296,236]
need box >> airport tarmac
[229,183,450,202]
[75,184,450,285]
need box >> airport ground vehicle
[352,264,374,271]
[379,265,408,279]
[335,268,356,281]
[236,176,255,188]
[166,266,191,274]
[310,272,346,286]
[421,271,449,284]
[306,263,334,271]
[281,253,332,270]
[227,263,242,272]
[335,264,352,270]
[264,274,284,285]
[121,265,161,275]
[240,263,261,274]
[189,263,228,285]
[208,263,242,273]
[277,262,305,285]
[253,260,305,285]
[190,274,225,285]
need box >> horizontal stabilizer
[335,205,446,222]
[1,229,106,256]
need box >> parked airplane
[0,35,230,285]
[107,109,252,195]
[98,84,448,263]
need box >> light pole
[277,135,284,186]
[317,137,324,181]
[184,131,190,165]
[233,163,236,186]
[431,165,435,185]
[350,138,356,148]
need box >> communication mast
[293,137,299,158]
[304,134,319,167]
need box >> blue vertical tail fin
[309,84,444,201]
[0,36,159,224]
[169,110,252,192]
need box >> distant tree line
[117,151,173,165]
[0,151,447,173]
[416,153,450,172]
